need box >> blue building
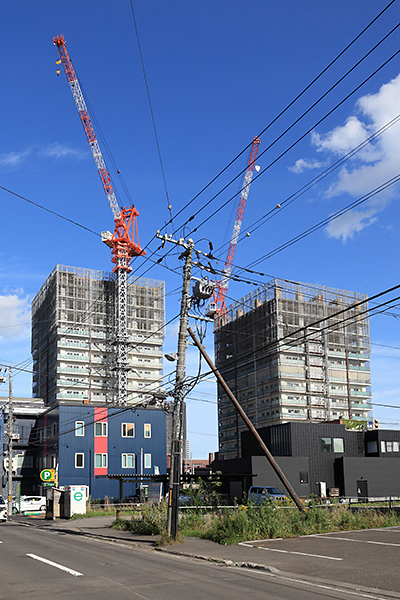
[33,401,167,500]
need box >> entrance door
[357,480,368,502]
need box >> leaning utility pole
[188,327,305,512]
[157,232,194,538]
[7,367,13,517]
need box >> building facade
[215,279,372,460]
[213,422,400,500]
[32,265,165,406]
[1,397,45,497]
[32,402,167,499]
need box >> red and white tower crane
[210,136,260,316]
[53,34,145,405]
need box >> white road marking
[239,540,342,560]
[238,568,393,600]
[261,547,343,560]
[26,553,83,577]
[312,535,400,547]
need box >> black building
[212,421,400,500]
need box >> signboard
[43,481,56,488]
[40,469,56,482]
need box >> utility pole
[157,232,194,538]
[7,367,13,517]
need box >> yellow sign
[40,469,56,482]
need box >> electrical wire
[155,0,397,233]
[129,0,173,224]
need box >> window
[16,454,24,468]
[367,440,378,454]
[333,438,344,453]
[144,453,151,469]
[95,422,107,437]
[144,423,151,438]
[75,421,85,436]
[381,441,386,453]
[321,437,332,452]
[300,471,308,484]
[122,423,134,438]
[122,454,135,468]
[75,453,84,468]
[386,441,393,452]
[94,453,107,468]
[51,423,57,437]
[394,441,400,452]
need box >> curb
[155,546,277,573]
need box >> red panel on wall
[94,407,108,476]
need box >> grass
[112,500,400,545]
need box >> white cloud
[0,293,31,341]
[0,150,31,167]
[39,143,88,160]
[288,158,326,174]
[294,73,400,240]
[0,143,88,170]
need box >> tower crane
[53,34,146,405]
[208,136,260,317]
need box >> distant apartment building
[32,265,165,406]
[215,279,372,460]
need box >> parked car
[248,486,288,503]
[0,496,7,522]
[12,496,47,514]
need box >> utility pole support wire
[188,327,305,511]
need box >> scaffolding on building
[215,279,372,460]
[32,265,165,406]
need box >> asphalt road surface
[0,521,398,600]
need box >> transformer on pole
[53,34,145,405]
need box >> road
[0,521,398,600]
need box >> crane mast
[53,34,145,405]
[212,137,260,316]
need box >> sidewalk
[9,514,400,599]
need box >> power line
[181,44,400,245]
[241,172,400,271]
[156,1,396,233]
[0,185,99,237]
[129,0,173,224]
[213,112,400,265]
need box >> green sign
[43,481,55,488]
[74,492,83,502]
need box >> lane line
[260,547,343,560]
[237,568,394,600]
[26,553,83,577]
[312,535,400,547]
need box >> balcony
[350,390,372,398]
[351,402,372,410]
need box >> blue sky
[1,1,400,456]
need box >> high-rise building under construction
[32,265,165,405]
[215,279,372,460]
